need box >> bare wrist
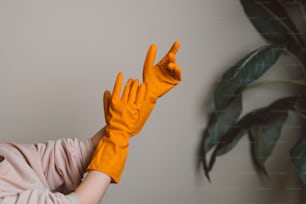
[90,126,106,148]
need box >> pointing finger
[167,41,180,55]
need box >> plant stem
[247,79,306,90]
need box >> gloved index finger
[167,41,180,55]
[112,72,123,101]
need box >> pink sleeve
[0,191,81,204]
[35,138,95,193]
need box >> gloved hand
[143,40,182,99]
[132,41,182,135]
[87,72,146,183]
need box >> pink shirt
[0,138,94,204]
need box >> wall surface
[1,0,305,203]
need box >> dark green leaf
[197,94,242,180]
[206,94,243,152]
[208,123,247,171]
[241,0,306,67]
[213,115,252,157]
[208,111,256,171]
[248,99,292,176]
[290,135,306,187]
[280,0,306,43]
[241,0,305,46]
[282,0,306,67]
[214,45,282,110]
[209,97,296,173]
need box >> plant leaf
[205,94,243,152]
[281,0,306,68]
[280,0,306,43]
[197,94,242,180]
[290,134,306,187]
[208,110,258,171]
[208,122,247,171]
[213,114,252,157]
[249,97,296,176]
[214,45,282,110]
[208,97,296,173]
[241,0,306,67]
[241,0,305,46]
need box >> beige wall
[0,0,305,203]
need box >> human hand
[129,41,182,135]
[103,72,146,137]
[88,72,146,183]
[143,40,182,101]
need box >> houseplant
[197,0,306,187]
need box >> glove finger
[122,79,133,103]
[112,72,123,101]
[168,63,176,71]
[167,41,180,55]
[143,44,157,82]
[103,90,111,121]
[173,65,182,81]
[128,79,139,104]
[168,53,176,64]
[135,83,146,106]
[157,42,179,67]
[167,63,182,82]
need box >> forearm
[0,189,81,204]
[70,127,111,204]
[74,170,111,204]
[67,126,112,204]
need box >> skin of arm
[74,170,111,204]
[73,126,111,204]
[90,126,106,148]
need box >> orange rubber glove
[132,41,182,135]
[87,72,146,183]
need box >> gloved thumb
[143,44,157,82]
